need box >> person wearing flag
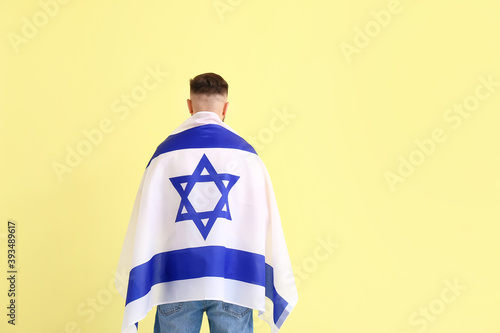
[116,73,298,333]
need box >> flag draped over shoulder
[116,111,298,333]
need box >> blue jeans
[153,300,253,333]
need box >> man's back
[116,74,297,333]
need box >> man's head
[187,73,229,121]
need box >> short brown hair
[190,73,228,96]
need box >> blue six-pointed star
[169,154,240,240]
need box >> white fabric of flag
[116,112,298,333]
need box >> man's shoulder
[146,124,257,168]
[163,124,255,153]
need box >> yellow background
[1,0,499,332]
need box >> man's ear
[222,101,229,118]
[187,99,194,115]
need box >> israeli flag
[116,112,298,332]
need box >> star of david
[169,154,240,240]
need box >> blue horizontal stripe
[265,264,289,327]
[125,246,266,305]
[146,124,257,168]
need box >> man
[116,73,297,333]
